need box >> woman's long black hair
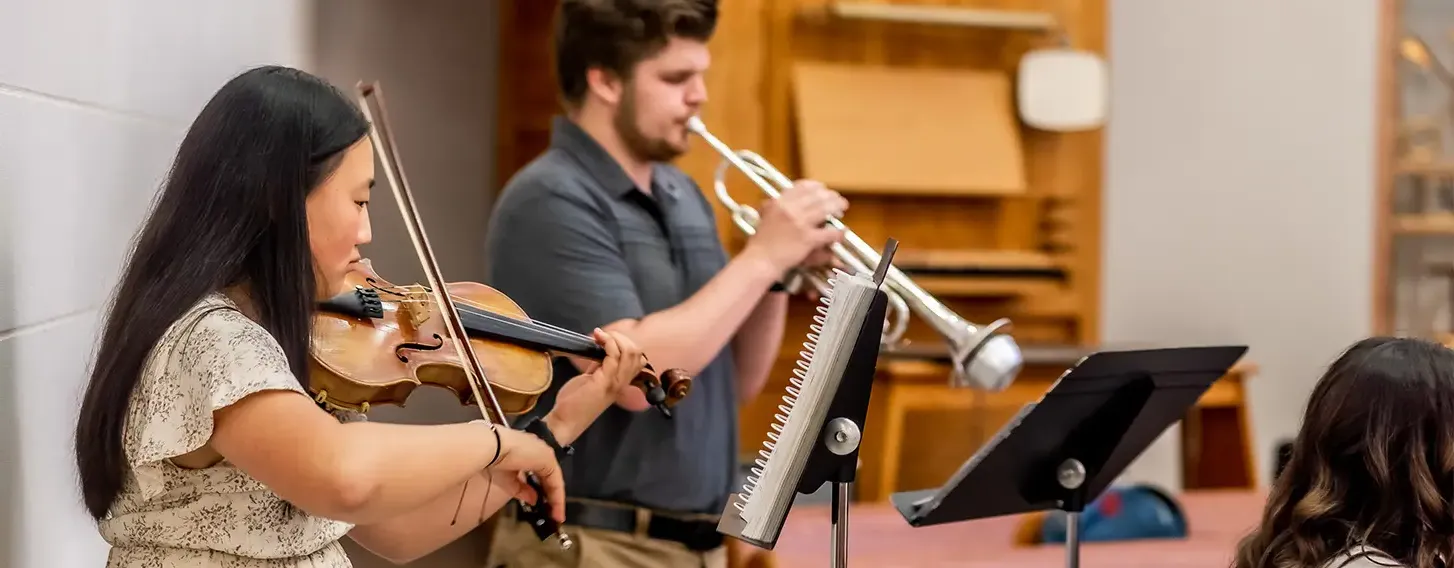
[74,66,370,521]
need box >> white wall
[0,2,314,565]
[1104,0,1380,491]
[311,0,500,291]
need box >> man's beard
[613,85,686,163]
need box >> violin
[309,261,693,417]
[305,81,693,550]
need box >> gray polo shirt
[483,116,739,515]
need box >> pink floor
[767,490,1265,567]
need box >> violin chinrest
[319,288,385,320]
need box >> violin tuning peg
[663,369,693,406]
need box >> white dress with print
[98,294,359,567]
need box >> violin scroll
[632,367,692,417]
[663,368,692,403]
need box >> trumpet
[686,116,1023,392]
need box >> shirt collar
[549,115,659,198]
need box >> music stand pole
[1058,458,1086,568]
[824,417,863,568]
[832,475,850,568]
[814,310,882,568]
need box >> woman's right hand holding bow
[479,328,647,524]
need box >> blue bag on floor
[1038,484,1188,543]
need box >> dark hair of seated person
[1233,336,1454,568]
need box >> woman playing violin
[72,65,646,567]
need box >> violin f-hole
[395,333,445,362]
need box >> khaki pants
[484,511,727,568]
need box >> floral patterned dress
[98,294,359,567]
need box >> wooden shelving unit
[1395,212,1454,234]
[1374,0,1454,337]
[725,0,1099,339]
[814,1,1059,30]
[690,0,1107,503]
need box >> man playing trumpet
[481,1,847,566]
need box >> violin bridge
[403,288,434,330]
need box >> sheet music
[737,269,879,541]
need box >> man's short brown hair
[553,0,719,108]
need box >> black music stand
[890,345,1248,568]
[718,242,896,568]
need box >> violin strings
[386,298,599,346]
[364,282,590,341]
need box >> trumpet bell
[949,320,1023,392]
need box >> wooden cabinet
[705,0,1109,497]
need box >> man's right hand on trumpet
[741,178,849,295]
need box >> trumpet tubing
[687,116,1024,392]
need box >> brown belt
[517,498,724,552]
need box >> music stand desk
[891,345,1248,568]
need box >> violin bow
[355,81,573,549]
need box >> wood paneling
[722,0,1106,473]
[495,0,562,191]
